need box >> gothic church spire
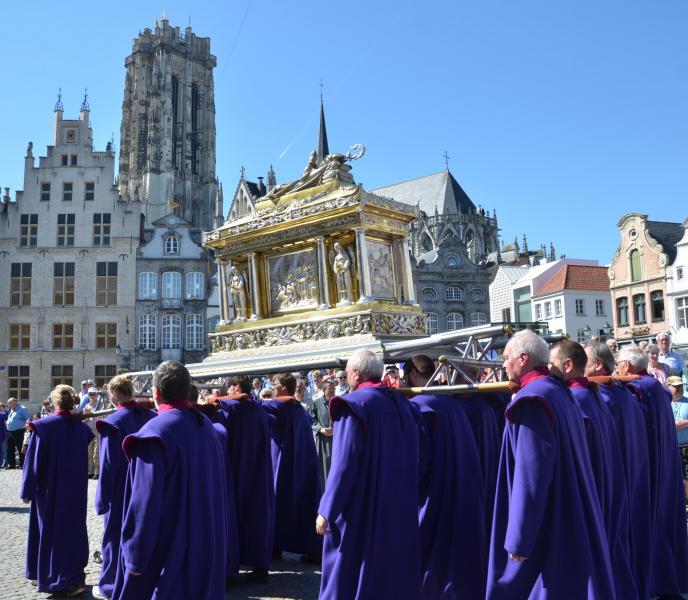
[317,91,329,166]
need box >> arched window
[447,312,464,331]
[161,272,181,299]
[161,314,181,349]
[421,287,438,302]
[470,288,486,302]
[471,312,487,326]
[630,249,642,282]
[421,234,433,253]
[426,312,438,335]
[165,234,179,255]
[445,286,463,301]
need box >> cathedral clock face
[445,254,461,267]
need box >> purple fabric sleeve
[318,411,364,522]
[120,439,165,574]
[504,397,556,558]
[95,426,115,516]
[20,431,40,501]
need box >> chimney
[257,176,265,196]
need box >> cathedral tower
[119,17,218,229]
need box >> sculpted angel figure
[330,242,357,304]
[229,266,248,320]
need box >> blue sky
[1,0,686,264]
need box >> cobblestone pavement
[0,469,321,599]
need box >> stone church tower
[118,17,219,230]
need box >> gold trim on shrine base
[208,309,427,357]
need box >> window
[543,302,551,319]
[171,76,179,169]
[62,182,73,201]
[139,272,157,300]
[96,262,118,306]
[40,182,51,202]
[421,287,438,302]
[633,293,646,324]
[10,263,32,306]
[535,304,543,320]
[61,154,69,166]
[575,299,585,316]
[93,213,111,246]
[595,299,605,316]
[85,182,95,201]
[554,299,562,317]
[8,366,30,402]
[162,272,182,298]
[95,365,117,388]
[445,286,463,301]
[96,323,117,349]
[138,315,157,350]
[162,314,182,349]
[208,317,220,333]
[186,272,205,300]
[678,267,684,281]
[52,323,74,349]
[53,262,75,305]
[677,297,688,329]
[70,154,77,166]
[186,314,204,350]
[471,312,487,326]
[577,328,588,343]
[9,324,30,350]
[51,365,73,389]
[447,312,464,330]
[651,290,665,322]
[630,249,642,282]
[445,254,461,267]
[616,297,629,327]
[470,288,486,302]
[57,213,75,246]
[20,214,38,247]
[427,312,439,334]
[501,307,511,322]
[165,235,179,254]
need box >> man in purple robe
[618,346,688,599]
[217,375,275,583]
[585,342,652,599]
[262,372,322,560]
[112,360,227,600]
[406,353,487,599]
[21,384,93,597]
[549,340,636,600]
[93,375,156,600]
[487,330,615,599]
[316,349,421,600]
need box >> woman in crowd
[21,384,93,597]
[646,343,670,385]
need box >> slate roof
[500,266,529,283]
[535,265,609,297]
[372,170,477,216]
[646,220,683,265]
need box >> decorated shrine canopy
[202,145,427,368]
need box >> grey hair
[645,343,659,355]
[618,346,648,372]
[605,338,617,347]
[347,349,384,381]
[507,330,549,366]
[586,342,616,375]
[656,332,670,342]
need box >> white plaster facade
[665,220,688,347]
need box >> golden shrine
[201,146,427,371]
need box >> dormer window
[164,234,179,255]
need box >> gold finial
[437,355,448,364]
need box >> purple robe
[487,372,615,599]
[95,404,156,598]
[262,397,322,556]
[21,414,94,592]
[597,381,652,599]
[319,383,421,600]
[411,394,487,599]
[218,396,275,569]
[112,407,227,600]
[567,379,636,600]
[627,374,688,596]
[210,419,240,578]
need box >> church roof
[535,265,609,297]
[372,170,477,217]
[646,220,683,264]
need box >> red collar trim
[356,380,383,389]
[637,370,649,377]
[217,394,250,402]
[567,377,591,389]
[273,396,297,403]
[518,366,550,388]
[117,400,139,411]
[158,401,191,413]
